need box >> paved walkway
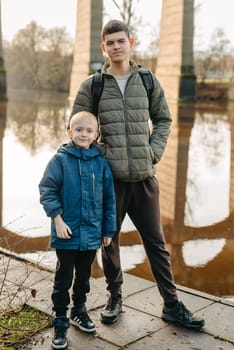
[1,251,234,349]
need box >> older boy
[70,20,205,330]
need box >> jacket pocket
[149,146,156,164]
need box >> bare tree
[4,22,74,91]
[110,0,141,34]
[7,21,46,89]
[210,28,231,77]
[106,0,142,52]
[42,27,73,91]
[195,27,231,82]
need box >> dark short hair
[101,20,130,41]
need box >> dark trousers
[102,176,178,304]
[52,249,96,316]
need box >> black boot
[162,301,205,330]
[100,294,122,324]
[51,316,70,349]
[70,304,96,333]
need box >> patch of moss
[0,304,51,349]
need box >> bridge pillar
[0,2,6,100]
[69,0,103,104]
[156,0,196,231]
[156,0,195,102]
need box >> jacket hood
[58,140,101,160]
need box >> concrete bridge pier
[69,0,103,104]
[0,1,6,100]
[156,0,195,102]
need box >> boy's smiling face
[67,113,98,149]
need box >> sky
[1,0,234,51]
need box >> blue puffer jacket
[39,141,116,250]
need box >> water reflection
[3,89,68,236]
[185,112,230,227]
[1,89,234,300]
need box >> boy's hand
[54,214,72,239]
[102,237,112,247]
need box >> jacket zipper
[123,74,134,180]
[110,73,134,180]
[92,172,95,194]
[78,159,81,176]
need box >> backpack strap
[91,68,154,116]
[91,70,103,117]
[138,68,154,109]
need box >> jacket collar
[58,140,101,160]
[102,60,139,75]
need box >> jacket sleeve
[39,155,63,219]
[149,75,172,163]
[101,160,117,237]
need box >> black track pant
[102,176,178,304]
[52,249,96,316]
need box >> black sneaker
[100,294,122,324]
[70,307,96,333]
[51,316,70,350]
[162,301,205,330]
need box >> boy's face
[67,116,98,149]
[101,31,134,64]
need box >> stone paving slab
[87,273,155,310]
[127,326,234,350]
[27,281,53,315]
[124,284,214,317]
[0,254,51,284]
[0,253,54,313]
[198,301,234,343]
[31,327,120,350]
[91,306,163,347]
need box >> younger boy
[39,111,116,349]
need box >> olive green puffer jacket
[70,61,172,182]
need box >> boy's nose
[80,130,87,136]
[113,41,120,48]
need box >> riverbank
[197,81,229,101]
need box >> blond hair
[69,111,98,130]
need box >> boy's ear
[129,38,135,47]
[100,42,106,52]
[67,128,72,139]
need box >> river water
[1,88,234,300]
